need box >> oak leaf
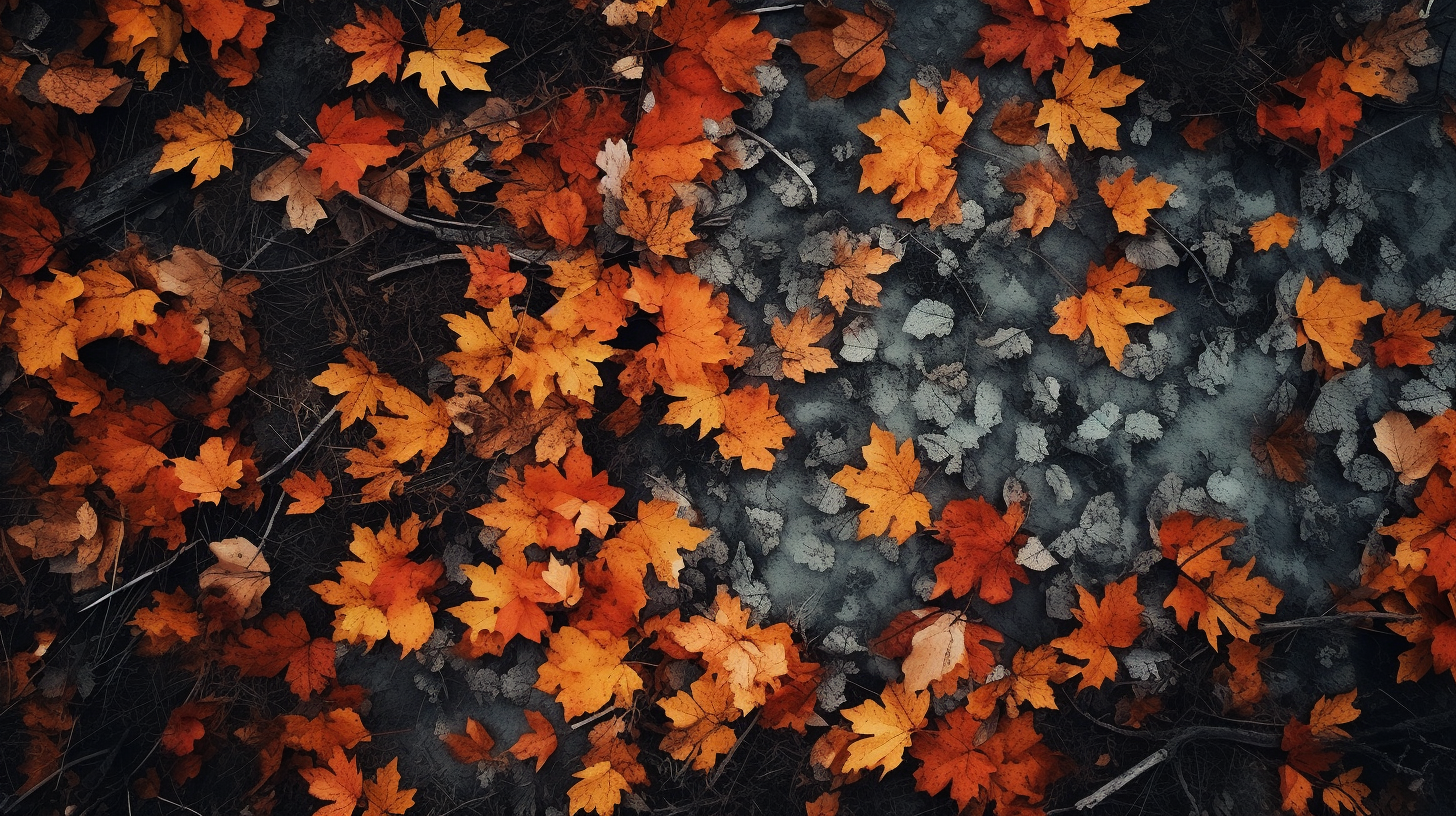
[1004,160,1075,236]
[858,80,971,226]
[1249,212,1298,251]
[533,625,643,718]
[152,93,241,186]
[508,710,558,771]
[832,424,931,544]
[817,228,897,315]
[1293,275,1383,371]
[304,101,405,197]
[251,155,327,233]
[402,4,508,104]
[223,610,336,699]
[991,98,1041,145]
[1374,304,1449,368]
[1096,168,1175,235]
[199,536,270,619]
[932,497,1028,604]
[1050,575,1144,691]
[1050,258,1173,369]
[658,676,740,771]
[282,470,333,515]
[334,4,406,85]
[790,3,892,100]
[1035,44,1143,158]
[840,681,928,776]
[772,307,837,382]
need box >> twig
[258,406,339,483]
[1260,612,1421,631]
[736,126,818,204]
[1,749,108,813]
[0,529,24,586]
[569,705,617,731]
[368,252,467,282]
[78,541,199,612]
[1074,726,1278,810]
[707,709,760,788]
[748,3,804,10]
[272,131,491,245]
[1324,115,1430,171]
[1146,215,1233,314]
[257,492,288,549]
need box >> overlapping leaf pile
[3,0,1456,815]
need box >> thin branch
[736,126,818,204]
[258,406,339,483]
[1324,114,1430,171]
[1074,726,1278,810]
[368,252,467,282]
[569,705,617,731]
[707,709,760,788]
[1260,612,1421,632]
[0,750,108,813]
[1146,215,1233,314]
[78,541,200,613]
[0,529,24,586]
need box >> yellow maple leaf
[817,228,897,315]
[617,183,697,257]
[658,677,740,771]
[568,761,627,816]
[1294,276,1384,371]
[1250,212,1298,251]
[831,424,931,544]
[665,588,794,714]
[151,92,242,186]
[310,514,444,655]
[1035,44,1143,158]
[401,4,508,105]
[1066,0,1151,49]
[857,79,971,225]
[841,681,928,776]
[313,348,414,429]
[170,436,244,503]
[533,626,643,718]
[1096,168,1176,235]
[715,385,795,471]
[1050,258,1173,369]
[598,499,709,588]
[771,307,837,383]
[7,272,85,375]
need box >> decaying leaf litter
[4,0,1456,814]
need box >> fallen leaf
[991,98,1041,145]
[831,424,932,544]
[281,470,333,514]
[817,228,897,315]
[1374,304,1450,368]
[508,710,558,771]
[402,4,508,104]
[1050,575,1144,691]
[251,155,327,233]
[1251,412,1316,482]
[658,676,740,771]
[170,436,244,503]
[534,626,643,718]
[790,3,892,100]
[36,53,130,114]
[300,747,364,816]
[1035,44,1143,158]
[1096,168,1175,235]
[441,717,496,764]
[858,79,972,226]
[1256,58,1362,169]
[333,4,406,85]
[772,307,837,383]
[152,92,241,186]
[1249,212,1298,250]
[199,536,270,619]
[303,101,405,197]
[222,611,336,699]
[1005,161,1075,236]
[1294,276,1383,371]
[362,758,415,816]
[932,497,1029,604]
[1050,258,1173,369]
[967,0,1070,81]
[841,682,928,776]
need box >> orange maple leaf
[410,124,489,215]
[1050,257,1173,369]
[1342,2,1436,103]
[1280,691,1366,816]
[1035,44,1143,158]
[1096,168,1176,235]
[931,497,1029,604]
[1380,469,1456,590]
[7,272,85,375]
[1004,160,1076,236]
[617,181,697,257]
[1251,411,1316,483]
[1293,275,1384,371]
[333,4,406,85]
[1050,575,1144,691]
[790,3,892,100]
[619,262,751,396]
[36,53,130,114]
[1181,116,1223,149]
[170,436,244,503]
[128,588,202,653]
[841,681,928,776]
[508,710,558,771]
[1159,511,1283,645]
[533,625,643,718]
[301,747,365,816]
[223,610,336,699]
[1216,639,1271,715]
[0,191,62,276]
[658,676,740,771]
[304,101,405,197]
[162,700,219,756]
[402,4,508,104]
[832,424,931,544]
[966,0,1070,81]
[1066,0,1150,48]
[441,717,496,764]
[858,79,971,226]
[1374,304,1450,368]
[152,93,241,186]
[663,588,795,714]
[1256,58,1363,170]
[469,445,624,560]
[178,0,273,59]
[991,98,1041,145]
[461,244,528,310]
[816,228,898,315]
[910,706,1062,812]
[966,644,1074,718]
[771,307,837,383]
[363,758,415,816]
[656,0,777,94]
[598,499,709,589]
[449,556,578,645]
[310,514,444,655]
[281,470,333,515]
[1250,212,1298,251]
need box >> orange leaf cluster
[310,514,445,655]
[1159,511,1283,646]
[857,75,978,227]
[1050,258,1173,369]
